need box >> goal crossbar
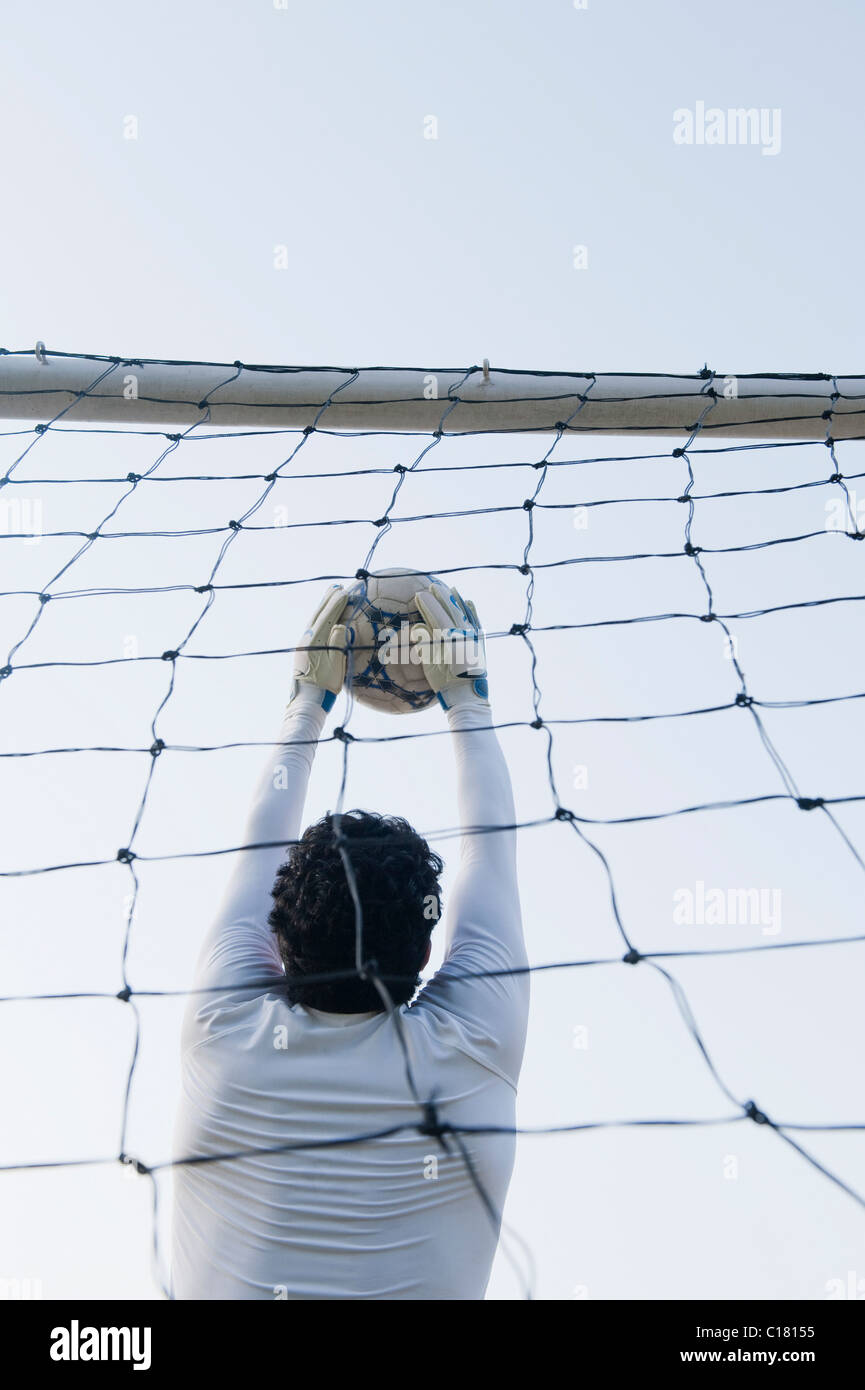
[0,351,862,439]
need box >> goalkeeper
[171,582,529,1300]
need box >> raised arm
[442,698,526,972]
[412,584,529,1082]
[187,586,350,1012]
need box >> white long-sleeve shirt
[171,685,529,1300]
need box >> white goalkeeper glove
[412,581,490,711]
[289,584,352,712]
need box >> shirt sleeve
[412,703,530,1088]
[185,685,328,1022]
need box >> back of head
[269,810,443,1012]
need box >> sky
[1,0,864,1301]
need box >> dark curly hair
[268,810,443,1012]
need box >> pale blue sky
[1,0,864,1301]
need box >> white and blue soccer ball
[344,568,437,714]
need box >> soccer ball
[344,568,437,714]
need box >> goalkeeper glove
[289,584,352,712]
[413,581,490,711]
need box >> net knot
[0,665,12,679]
[683,542,701,556]
[734,693,753,708]
[518,564,531,576]
[418,1102,445,1136]
[530,717,544,729]
[355,568,370,581]
[166,433,181,442]
[432,429,443,439]
[87,532,100,542]
[622,948,642,965]
[510,622,529,636]
[393,463,407,474]
[196,400,209,410]
[150,739,166,757]
[195,583,213,594]
[120,1153,151,1175]
[554,806,575,822]
[332,726,354,743]
[824,436,835,448]
[418,1100,452,1152]
[303,425,315,436]
[116,986,132,1002]
[554,421,569,433]
[676,494,690,504]
[848,530,865,541]
[373,517,388,528]
[699,612,715,622]
[829,472,843,483]
[116,848,136,864]
[228,520,242,531]
[744,1099,769,1126]
[821,410,833,421]
[161,650,179,661]
[35,423,48,434]
[126,472,141,483]
[38,593,50,605]
[264,473,277,482]
[522,498,535,511]
[672,447,685,458]
[796,795,824,811]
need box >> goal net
[1,349,863,1300]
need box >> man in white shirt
[171,581,529,1299]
